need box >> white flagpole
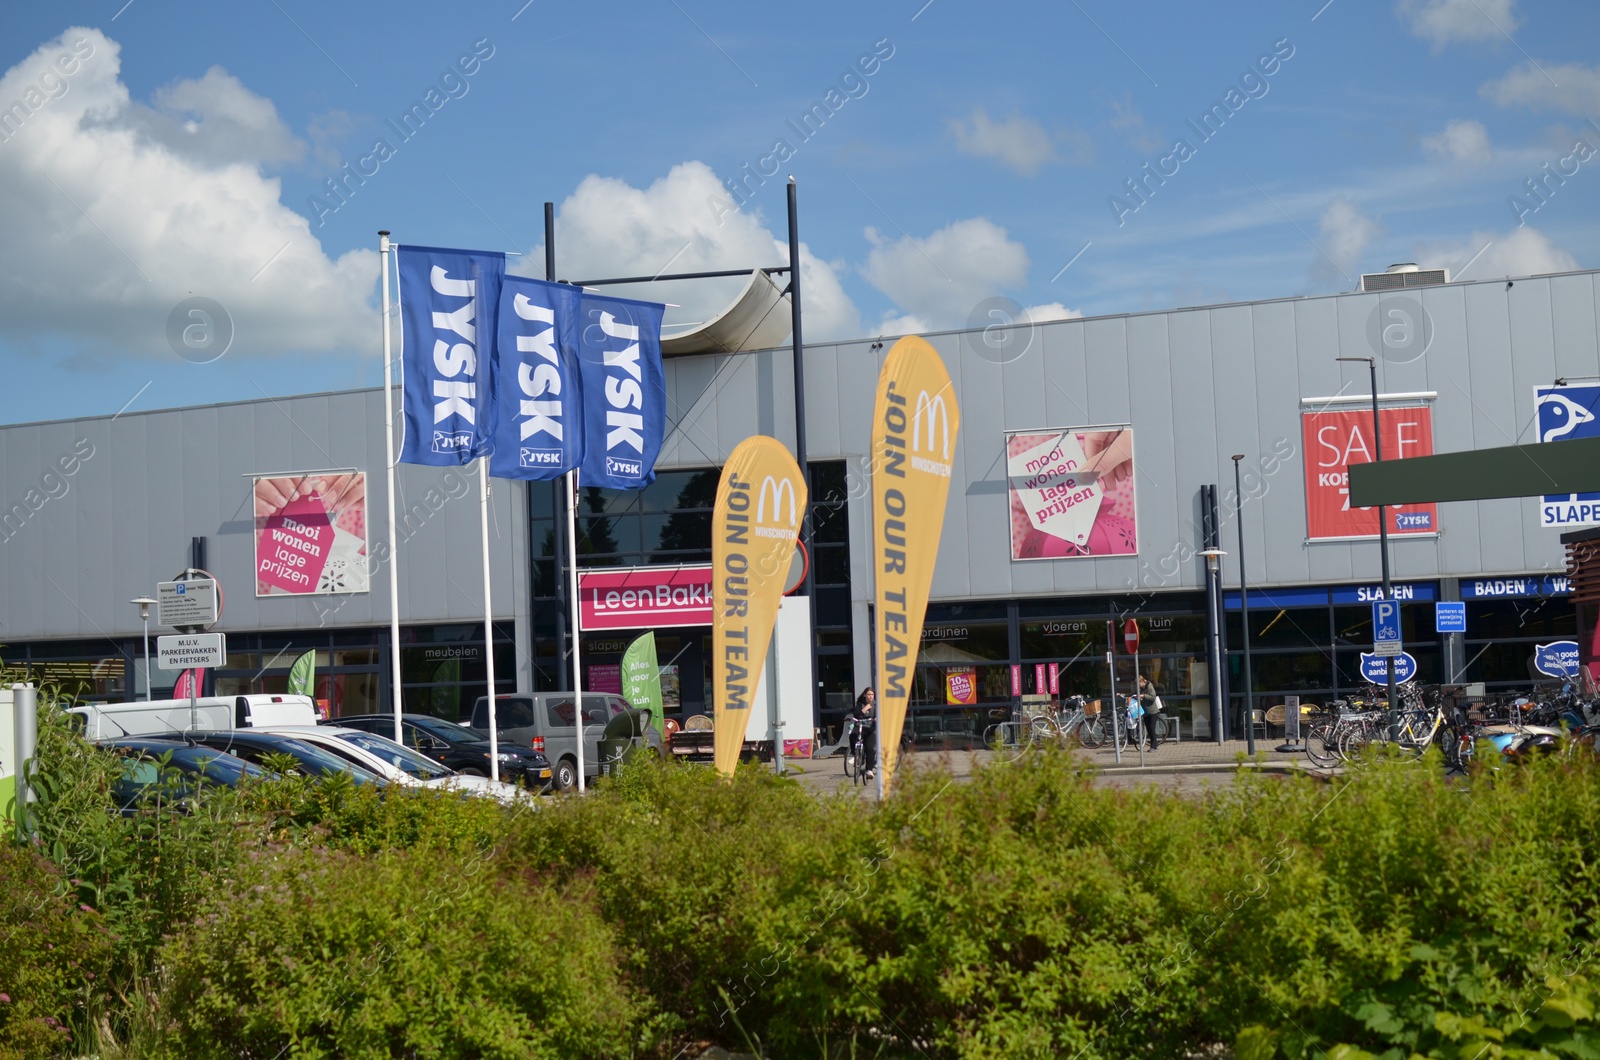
[480,457,500,784]
[379,232,404,744]
[567,469,586,792]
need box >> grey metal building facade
[3,267,1595,739]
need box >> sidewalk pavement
[783,737,1320,798]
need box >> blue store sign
[1359,651,1417,684]
[1533,641,1580,678]
[1460,575,1571,599]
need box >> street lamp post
[130,596,156,702]
[1230,456,1256,755]
[1337,355,1398,742]
[1198,547,1227,745]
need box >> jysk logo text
[1394,511,1432,530]
[606,456,642,478]
[520,448,562,468]
[434,430,474,454]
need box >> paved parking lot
[783,738,1311,799]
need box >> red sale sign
[1301,406,1438,540]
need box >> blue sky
[1,0,1596,424]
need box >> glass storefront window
[1227,607,1330,650]
[1021,618,1101,661]
[1465,598,1576,641]
[1331,606,1431,647]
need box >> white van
[68,694,319,740]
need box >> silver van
[467,693,660,791]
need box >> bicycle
[1029,695,1102,748]
[841,717,878,785]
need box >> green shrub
[0,843,110,1060]
[508,757,872,1049]
[146,844,643,1060]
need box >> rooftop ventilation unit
[1360,262,1450,292]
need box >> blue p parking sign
[1372,599,1402,655]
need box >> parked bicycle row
[1301,678,1600,772]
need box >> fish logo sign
[1537,390,1598,443]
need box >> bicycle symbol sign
[1371,599,1402,656]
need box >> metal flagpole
[379,232,405,744]
[567,470,585,792]
[546,200,586,794]
[479,458,500,784]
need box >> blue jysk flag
[489,276,584,480]
[398,246,504,465]
[577,292,667,490]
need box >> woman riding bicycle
[850,687,878,779]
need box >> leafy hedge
[0,843,109,1060]
[7,694,1600,1058]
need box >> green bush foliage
[9,699,1600,1059]
[146,845,641,1060]
[0,843,109,1060]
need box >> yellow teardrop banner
[712,435,808,776]
[872,336,961,794]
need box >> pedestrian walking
[1137,675,1165,751]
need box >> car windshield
[335,732,453,779]
[169,748,270,783]
[212,737,383,784]
[413,717,487,744]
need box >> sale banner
[1301,406,1437,540]
[873,336,961,793]
[945,667,977,705]
[712,435,806,777]
[1008,427,1137,559]
[253,473,369,595]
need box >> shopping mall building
[2,265,1597,745]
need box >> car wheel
[460,766,488,777]
[555,757,578,791]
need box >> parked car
[253,725,533,805]
[100,737,273,816]
[182,729,387,784]
[330,713,552,791]
[467,693,663,791]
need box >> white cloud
[1421,119,1494,165]
[1397,0,1520,51]
[0,28,377,360]
[1416,226,1579,280]
[114,66,306,167]
[1315,196,1383,284]
[947,108,1059,176]
[1022,302,1083,323]
[861,218,1031,330]
[1107,92,1160,154]
[873,312,932,338]
[527,162,860,343]
[1481,61,1600,115]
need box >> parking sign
[1372,599,1402,657]
[1434,601,1466,634]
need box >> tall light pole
[130,596,156,701]
[1198,547,1227,745]
[1337,355,1398,742]
[1230,456,1256,755]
